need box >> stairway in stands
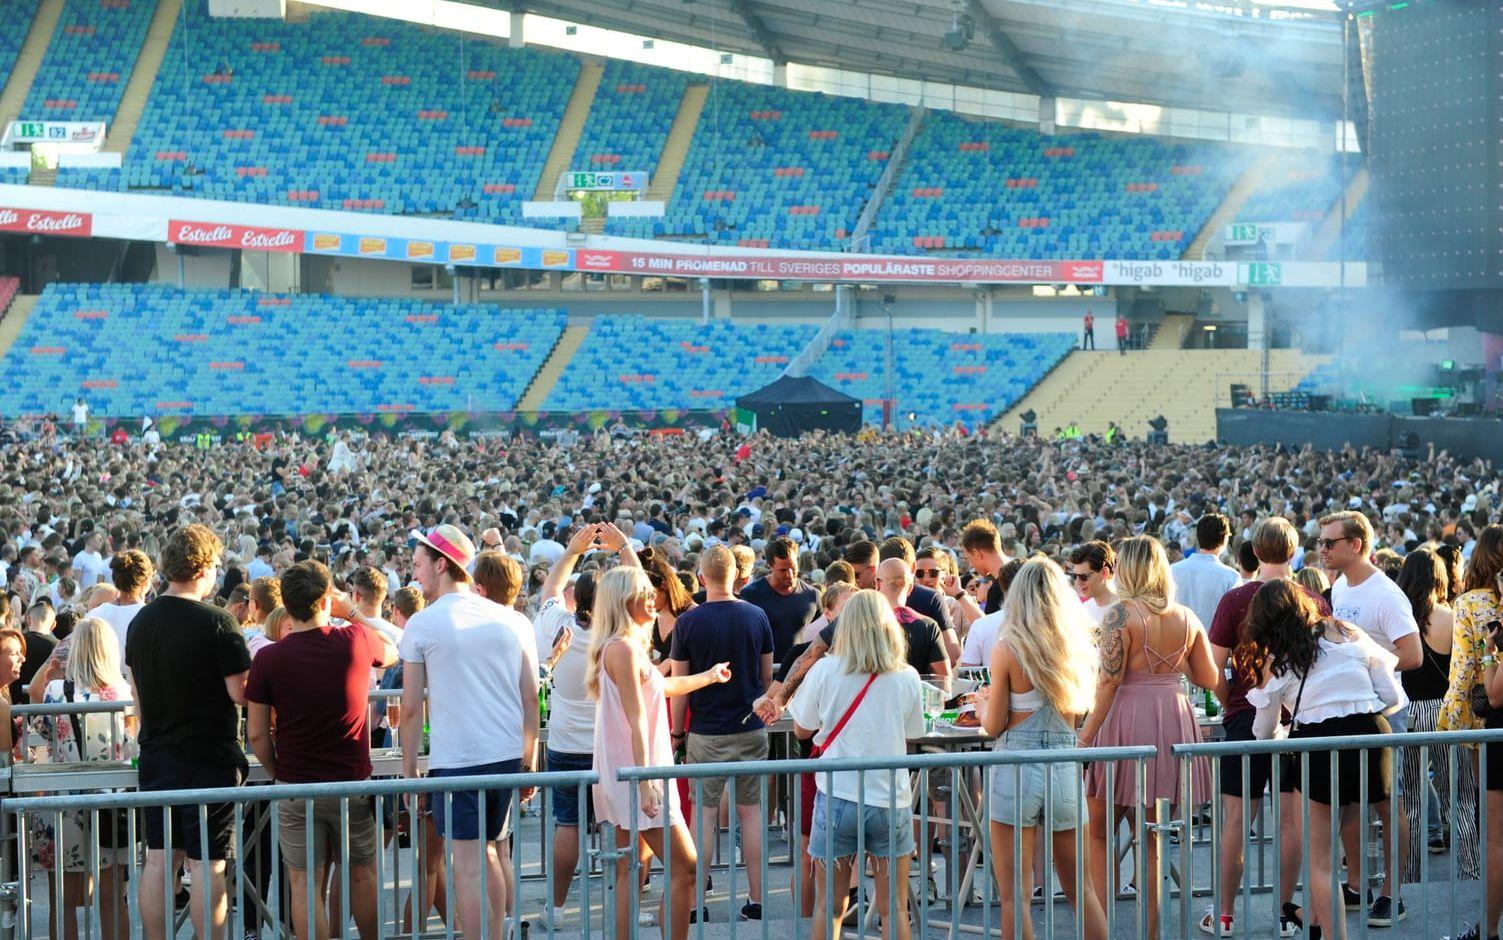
[0,292,39,359]
[998,348,1329,443]
[645,83,708,204]
[1181,152,1283,261]
[1147,313,1194,351]
[532,58,605,201]
[1307,166,1369,260]
[106,0,181,155]
[0,0,64,132]
[517,324,589,410]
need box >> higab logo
[169,220,301,252]
[0,208,92,236]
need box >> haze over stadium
[0,1,1498,939]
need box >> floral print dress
[28,681,133,872]
[1438,589,1502,734]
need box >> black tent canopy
[735,375,862,437]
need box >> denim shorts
[988,730,1085,832]
[808,791,915,860]
[429,759,521,841]
[545,749,594,828]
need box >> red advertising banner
[0,207,92,237]
[168,220,303,252]
[575,249,1103,284]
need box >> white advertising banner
[4,121,107,150]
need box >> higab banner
[574,250,1105,284]
[167,220,303,252]
[0,206,92,237]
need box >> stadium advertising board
[3,121,106,149]
[0,206,93,237]
[168,220,301,252]
[574,250,1104,284]
[565,171,649,192]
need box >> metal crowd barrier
[1173,727,1503,940]
[1,740,1161,939]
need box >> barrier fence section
[0,729,1159,940]
[1173,727,1503,940]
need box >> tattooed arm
[1078,602,1129,747]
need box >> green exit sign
[1244,262,1282,287]
[1230,223,1258,242]
[17,122,45,138]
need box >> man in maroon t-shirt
[1203,517,1330,937]
[246,561,397,939]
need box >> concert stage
[1216,408,1503,463]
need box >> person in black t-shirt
[10,602,56,704]
[879,537,958,662]
[125,525,251,940]
[960,518,1010,615]
[757,559,950,723]
[739,536,819,661]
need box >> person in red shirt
[1115,314,1130,355]
[1203,517,1328,937]
[1082,310,1096,350]
[246,561,397,939]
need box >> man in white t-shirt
[1069,541,1117,634]
[71,532,109,589]
[399,524,537,940]
[91,548,153,665]
[71,398,88,437]
[1320,510,1420,929]
[959,608,1003,668]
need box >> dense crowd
[0,425,1499,940]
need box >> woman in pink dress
[1079,536,1217,938]
[587,565,731,940]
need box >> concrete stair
[517,324,589,411]
[106,0,181,154]
[0,294,39,358]
[532,58,604,201]
[0,0,65,130]
[579,215,605,235]
[28,165,55,187]
[1147,313,1194,351]
[646,83,708,203]
[997,348,1329,443]
[1308,165,1369,260]
[1181,152,1282,261]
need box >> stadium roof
[500,0,1346,120]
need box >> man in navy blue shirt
[670,544,775,921]
[738,536,819,660]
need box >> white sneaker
[1198,908,1233,937]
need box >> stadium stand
[0,278,18,319]
[1325,198,1368,260]
[20,0,153,125]
[105,0,576,222]
[544,315,818,411]
[0,283,565,416]
[655,82,909,251]
[810,328,1075,428]
[571,59,687,186]
[0,0,42,100]
[870,111,1250,259]
[1236,151,1343,224]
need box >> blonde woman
[981,559,1106,940]
[788,590,925,940]
[588,566,731,940]
[1080,536,1216,938]
[28,616,134,940]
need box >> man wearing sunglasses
[1068,540,1117,632]
[1319,510,1420,928]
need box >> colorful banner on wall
[0,206,93,237]
[103,409,728,441]
[572,250,1105,284]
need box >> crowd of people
[0,424,1500,940]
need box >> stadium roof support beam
[964,0,1050,99]
[729,0,788,64]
